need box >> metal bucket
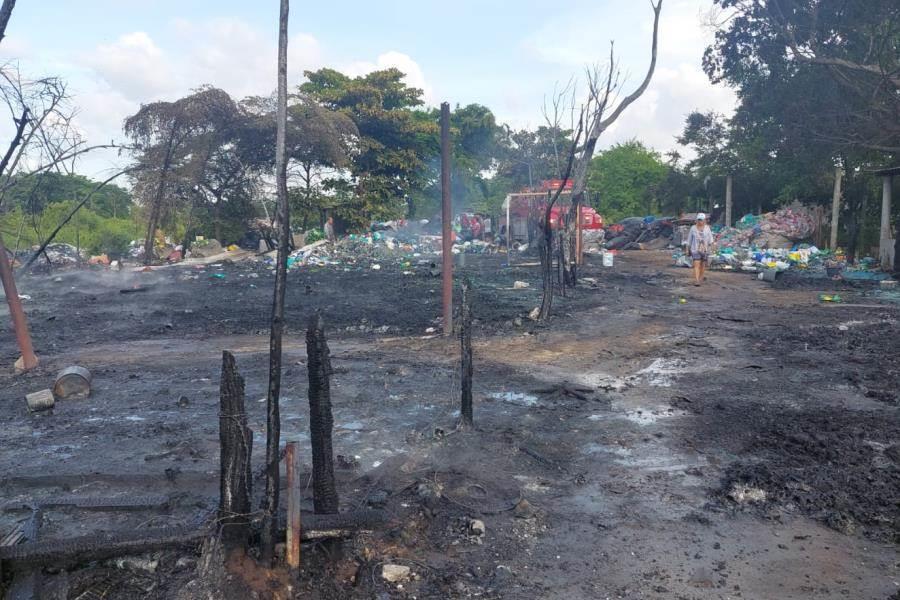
[602,251,614,267]
[758,269,781,283]
[53,366,92,400]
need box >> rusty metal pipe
[285,441,300,569]
[440,102,453,335]
[0,234,37,371]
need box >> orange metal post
[285,441,300,568]
[0,235,37,371]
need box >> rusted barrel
[53,366,92,400]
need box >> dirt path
[0,251,897,599]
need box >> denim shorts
[691,252,708,261]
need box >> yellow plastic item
[227,244,238,251]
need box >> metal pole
[0,234,38,371]
[285,441,300,569]
[440,102,453,335]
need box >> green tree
[587,140,668,221]
[301,68,438,222]
[410,103,503,218]
[124,86,249,260]
[238,94,358,229]
[705,0,900,154]
[3,172,131,218]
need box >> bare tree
[538,0,663,318]
[260,0,290,564]
[0,0,15,45]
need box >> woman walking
[686,213,714,286]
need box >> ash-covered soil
[1,251,898,599]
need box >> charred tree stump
[218,351,252,547]
[307,313,339,514]
[459,277,474,429]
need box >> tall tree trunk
[538,223,554,320]
[261,0,290,564]
[143,131,177,265]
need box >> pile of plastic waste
[42,243,83,266]
[276,219,505,272]
[715,203,817,252]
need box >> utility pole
[725,174,733,227]
[830,167,843,249]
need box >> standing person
[324,216,336,244]
[686,212,714,286]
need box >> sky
[0,0,736,180]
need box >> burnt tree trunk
[556,230,567,296]
[538,222,554,320]
[261,0,290,563]
[307,313,339,514]
[459,277,474,429]
[143,128,176,265]
[218,351,252,547]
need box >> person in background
[324,216,336,244]
[686,212,714,286]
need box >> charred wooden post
[307,313,339,514]
[218,351,252,547]
[459,278,474,429]
[261,0,291,563]
[285,442,301,569]
[440,102,453,335]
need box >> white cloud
[345,51,434,104]
[84,32,177,102]
[519,0,736,154]
[171,18,322,98]
[50,21,435,177]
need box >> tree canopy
[587,140,668,221]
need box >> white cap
[696,212,707,221]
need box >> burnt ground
[0,250,898,599]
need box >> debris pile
[279,223,503,272]
[38,243,83,266]
[715,203,818,252]
[604,216,674,251]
